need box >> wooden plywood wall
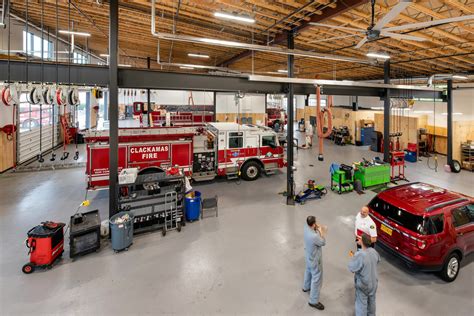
[0,133,15,172]
[374,113,422,149]
[215,113,266,125]
[331,108,376,143]
[427,121,474,160]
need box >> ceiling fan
[310,0,474,49]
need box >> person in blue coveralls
[348,233,380,316]
[302,215,327,310]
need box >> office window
[73,51,88,64]
[23,31,53,59]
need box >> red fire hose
[316,86,333,161]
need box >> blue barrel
[185,191,201,221]
[110,211,134,252]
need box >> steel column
[286,31,295,205]
[147,57,151,121]
[85,91,91,129]
[213,91,217,121]
[352,96,358,111]
[108,0,119,218]
[447,79,453,166]
[383,60,391,162]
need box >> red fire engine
[85,122,285,189]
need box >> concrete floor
[1,132,473,315]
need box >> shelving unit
[117,173,185,235]
[461,142,474,171]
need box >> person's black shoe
[308,302,325,310]
[302,288,310,293]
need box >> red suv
[368,182,473,282]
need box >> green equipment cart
[354,163,390,189]
[330,164,354,194]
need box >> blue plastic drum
[185,191,201,221]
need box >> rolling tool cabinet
[117,173,185,236]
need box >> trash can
[110,211,134,252]
[185,191,201,221]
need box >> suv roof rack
[425,198,468,212]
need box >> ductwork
[150,0,372,65]
[0,0,9,29]
[426,74,468,87]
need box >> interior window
[451,206,472,227]
[228,132,243,149]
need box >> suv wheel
[241,161,261,181]
[440,253,460,282]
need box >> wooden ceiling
[6,0,474,81]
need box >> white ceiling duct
[247,75,444,92]
[150,0,372,65]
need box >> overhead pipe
[150,0,371,65]
[316,85,333,161]
[0,0,8,28]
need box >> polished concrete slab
[0,133,473,315]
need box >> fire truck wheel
[22,263,35,274]
[241,161,261,181]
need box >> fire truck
[85,122,285,189]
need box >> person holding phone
[302,216,327,310]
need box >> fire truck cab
[85,122,284,189]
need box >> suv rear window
[369,197,443,235]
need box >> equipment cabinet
[117,173,185,235]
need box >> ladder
[60,115,74,145]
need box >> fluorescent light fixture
[370,107,384,110]
[366,52,390,59]
[277,69,288,73]
[441,112,463,115]
[200,38,241,47]
[118,64,132,67]
[59,30,91,37]
[214,12,255,23]
[180,66,195,70]
[452,75,468,80]
[266,71,287,75]
[188,53,210,59]
[100,54,109,57]
[413,110,433,114]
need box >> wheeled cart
[22,222,65,274]
[117,172,185,236]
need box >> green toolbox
[354,163,390,189]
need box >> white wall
[329,89,474,128]
[118,89,214,105]
[216,93,265,114]
[0,19,102,64]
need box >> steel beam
[0,61,446,99]
[108,0,119,219]
[447,79,453,165]
[286,31,295,206]
[383,60,391,163]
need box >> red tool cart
[22,222,65,274]
[390,151,407,182]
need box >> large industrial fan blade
[373,0,412,31]
[380,31,426,41]
[383,14,474,32]
[355,37,368,49]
